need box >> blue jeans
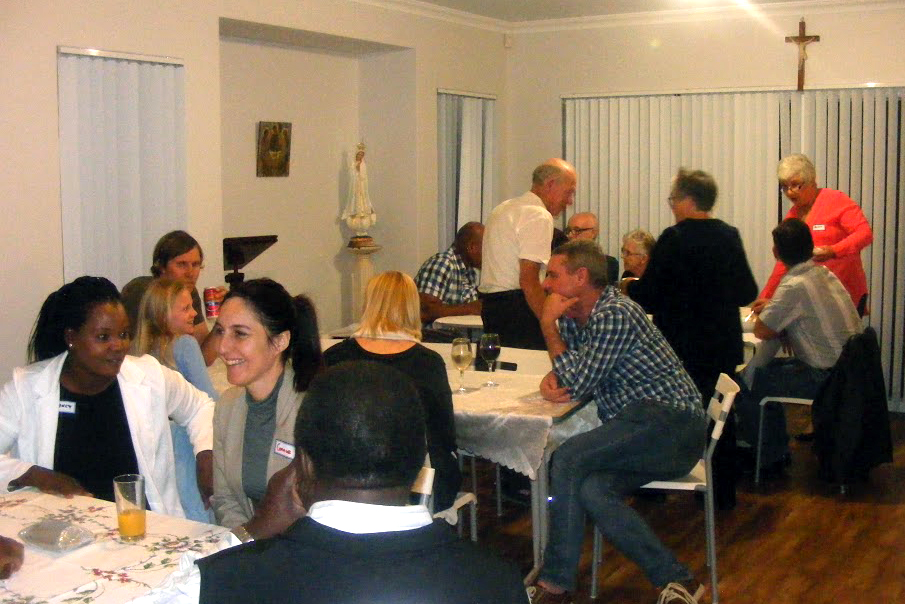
[735,358,829,466]
[539,400,707,590]
[171,422,214,523]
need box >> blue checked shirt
[553,288,704,421]
[415,247,479,305]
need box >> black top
[198,518,527,604]
[627,218,758,369]
[323,339,461,510]
[54,380,139,501]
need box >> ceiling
[413,0,833,22]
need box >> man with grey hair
[479,159,576,349]
[565,212,618,284]
[530,239,707,604]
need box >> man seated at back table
[529,240,707,604]
[564,211,618,284]
[736,218,862,474]
[415,221,484,323]
[198,361,527,604]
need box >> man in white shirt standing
[738,218,862,473]
[479,158,576,349]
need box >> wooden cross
[786,18,820,91]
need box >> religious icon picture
[256,121,291,177]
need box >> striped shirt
[553,287,704,421]
[759,260,863,369]
[415,246,479,305]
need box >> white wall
[0,0,505,379]
[220,39,362,330]
[502,5,905,199]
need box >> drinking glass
[450,338,473,393]
[479,333,501,387]
[113,474,146,542]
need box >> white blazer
[0,352,215,517]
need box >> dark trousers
[686,363,737,510]
[479,290,545,350]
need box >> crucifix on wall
[785,18,820,91]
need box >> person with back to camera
[210,278,323,542]
[323,271,460,511]
[122,231,226,366]
[752,153,872,316]
[132,278,219,522]
[197,361,528,604]
[0,276,214,515]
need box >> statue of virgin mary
[342,143,377,236]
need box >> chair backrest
[703,373,741,461]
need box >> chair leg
[495,463,503,517]
[590,528,601,599]
[704,486,719,604]
[469,500,478,542]
[457,508,463,538]
[755,403,766,486]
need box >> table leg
[525,446,552,584]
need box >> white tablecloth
[451,370,600,479]
[0,491,228,604]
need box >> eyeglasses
[620,248,646,258]
[666,195,681,207]
[779,181,805,193]
[564,227,595,236]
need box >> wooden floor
[464,407,905,603]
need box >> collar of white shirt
[307,500,433,534]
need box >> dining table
[449,368,600,581]
[0,490,229,604]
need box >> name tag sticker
[813,224,826,231]
[59,401,76,414]
[274,440,295,460]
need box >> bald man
[415,222,484,323]
[564,212,619,285]
[479,159,576,349]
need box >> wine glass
[479,333,501,388]
[450,338,473,393]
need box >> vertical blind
[58,51,186,288]
[564,87,905,404]
[437,93,494,250]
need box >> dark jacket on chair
[813,327,892,484]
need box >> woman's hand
[812,246,836,261]
[195,450,214,508]
[9,466,91,498]
[540,371,571,403]
[0,535,23,579]
[244,463,306,540]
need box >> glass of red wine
[479,333,501,388]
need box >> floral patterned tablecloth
[0,491,228,604]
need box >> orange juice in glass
[113,474,146,541]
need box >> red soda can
[204,287,220,318]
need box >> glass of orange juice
[113,474,146,541]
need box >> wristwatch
[232,524,254,543]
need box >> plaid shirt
[415,246,479,305]
[553,287,704,421]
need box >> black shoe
[795,432,815,442]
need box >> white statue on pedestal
[342,143,377,236]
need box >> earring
[68,343,73,349]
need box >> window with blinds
[564,88,905,404]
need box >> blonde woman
[323,271,460,510]
[133,278,218,522]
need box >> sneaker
[526,585,572,604]
[656,582,705,604]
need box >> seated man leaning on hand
[736,218,862,472]
[198,361,527,604]
[415,221,483,323]
[530,240,708,604]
